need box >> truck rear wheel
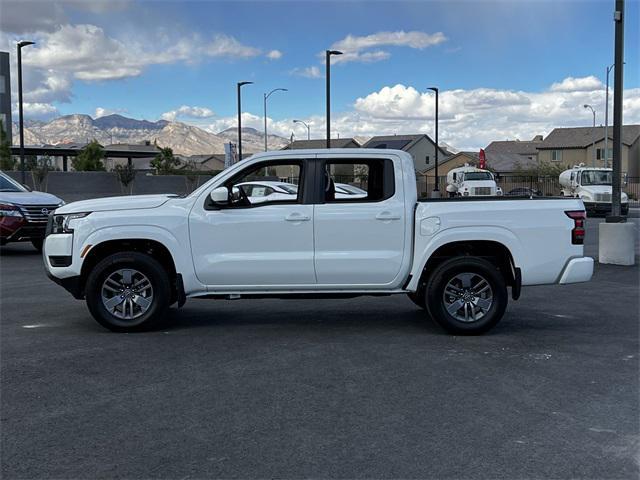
[85,252,171,332]
[425,257,507,335]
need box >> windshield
[464,172,493,181]
[0,173,27,192]
[581,171,612,186]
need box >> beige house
[363,134,448,173]
[536,125,640,176]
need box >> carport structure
[10,144,159,172]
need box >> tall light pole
[428,87,440,198]
[325,49,342,148]
[293,119,310,140]
[237,81,253,161]
[263,88,287,151]
[610,0,625,220]
[604,63,614,168]
[17,40,35,184]
[583,104,596,167]
[604,62,624,168]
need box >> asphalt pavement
[1,218,638,479]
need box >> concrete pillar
[599,222,636,265]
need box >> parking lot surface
[1,217,638,479]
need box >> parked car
[334,183,368,199]
[0,171,64,251]
[43,149,593,334]
[506,187,542,197]
[235,181,298,204]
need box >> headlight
[51,212,91,234]
[0,203,23,218]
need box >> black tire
[85,252,171,332]
[425,256,508,335]
[31,239,44,252]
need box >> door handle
[285,213,311,222]
[375,211,401,221]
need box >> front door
[189,160,316,287]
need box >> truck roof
[247,148,412,160]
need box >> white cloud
[161,105,216,122]
[14,102,59,119]
[550,76,604,92]
[290,66,322,79]
[266,49,283,60]
[194,76,640,151]
[94,107,128,118]
[329,30,446,64]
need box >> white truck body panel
[45,149,592,301]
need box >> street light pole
[604,64,614,168]
[325,49,342,148]
[610,0,625,220]
[293,119,310,140]
[17,40,35,184]
[583,104,596,167]
[237,81,253,162]
[263,88,287,151]
[428,87,440,198]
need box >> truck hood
[56,194,177,214]
[0,191,63,206]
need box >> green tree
[514,159,565,177]
[72,140,105,171]
[113,163,137,195]
[151,147,180,175]
[0,119,15,170]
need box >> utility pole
[583,104,596,167]
[610,0,624,220]
[325,50,342,148]
[17,40,35,184]
[237,81,253,162]
[428,87,440,198]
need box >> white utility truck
[446,165,503,197]
[559,165,629,216]
[44,149,593,335]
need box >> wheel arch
[79,238,179,301]
[411,239,520,299]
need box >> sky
[0,0,638,150]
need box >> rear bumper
[558,257,594,284]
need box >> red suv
[0,172,64,251]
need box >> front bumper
[0,218,47,244]
[558,257,594,284]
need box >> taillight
[565,210,586,245]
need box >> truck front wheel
[425,257,507,335]
[85,252,171,332]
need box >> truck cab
[559,165,629,216]
[445,165,503,197]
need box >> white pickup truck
[44,149,593,334]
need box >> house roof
[538,125,640,149]
[485,138,542,155]
[486,152,538,172]
[282,138,360,150]
[363,134,448,156]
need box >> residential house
[362,134,448,172]
[485,135,542,164]
[536,125,640,176]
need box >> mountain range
[11,114,289,156]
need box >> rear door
[312,155,407,286]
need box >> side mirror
[210,186,229,206]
